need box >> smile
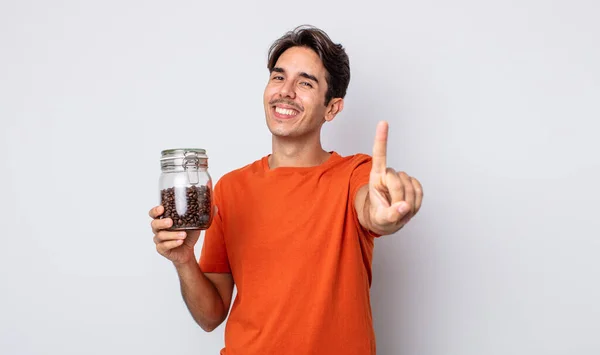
[274,106,300,118]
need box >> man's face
[263,46,339,138]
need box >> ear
[324,98,344,122]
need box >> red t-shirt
[200,152,380,354]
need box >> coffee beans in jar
[158,149,213,231]
[160,186,212,229]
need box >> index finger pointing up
[372,121,388,174]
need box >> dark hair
[267,25,350,106]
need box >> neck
[269,132,331,169]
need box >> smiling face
[263,46,343,139]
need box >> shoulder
[214,155,265,190]
[334,152,373,170]
[330,153,373,190]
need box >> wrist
[173,256,199,271]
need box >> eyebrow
[271,67,319,84]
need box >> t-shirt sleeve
[199,180,231,273]
[349,155,382,238]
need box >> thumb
[380,201,410,224]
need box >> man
[150,25,423,354]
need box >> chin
[267,124,295,138]
[265,116,293,136]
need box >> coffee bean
[160,186,212,230]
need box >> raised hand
[368,121,423,235]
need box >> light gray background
[1,0,599,354]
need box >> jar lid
[161,148,206,157]
[160,148,208,171]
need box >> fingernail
[178,232,186,238]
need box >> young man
[149,25,423,354]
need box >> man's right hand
[150,205,201,265]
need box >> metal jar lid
[160,148,208,172]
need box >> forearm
[356,186,382,234]
[174,260,227,332]
[361,192,386,235]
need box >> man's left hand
[367,121,423,235]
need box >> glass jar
[159,148,213,230]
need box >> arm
[175,262,234,332]
[150,205,234,332]
[354,184,377,233]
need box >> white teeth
[275,107,297,116]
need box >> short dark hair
[267,25,350,106]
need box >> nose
[279,79,296,99]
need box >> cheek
[299,94,320,112]
[264,86,277,103]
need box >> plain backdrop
[1,0,599,354]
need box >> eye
[271,75,284,81]
[300,82,313,88]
